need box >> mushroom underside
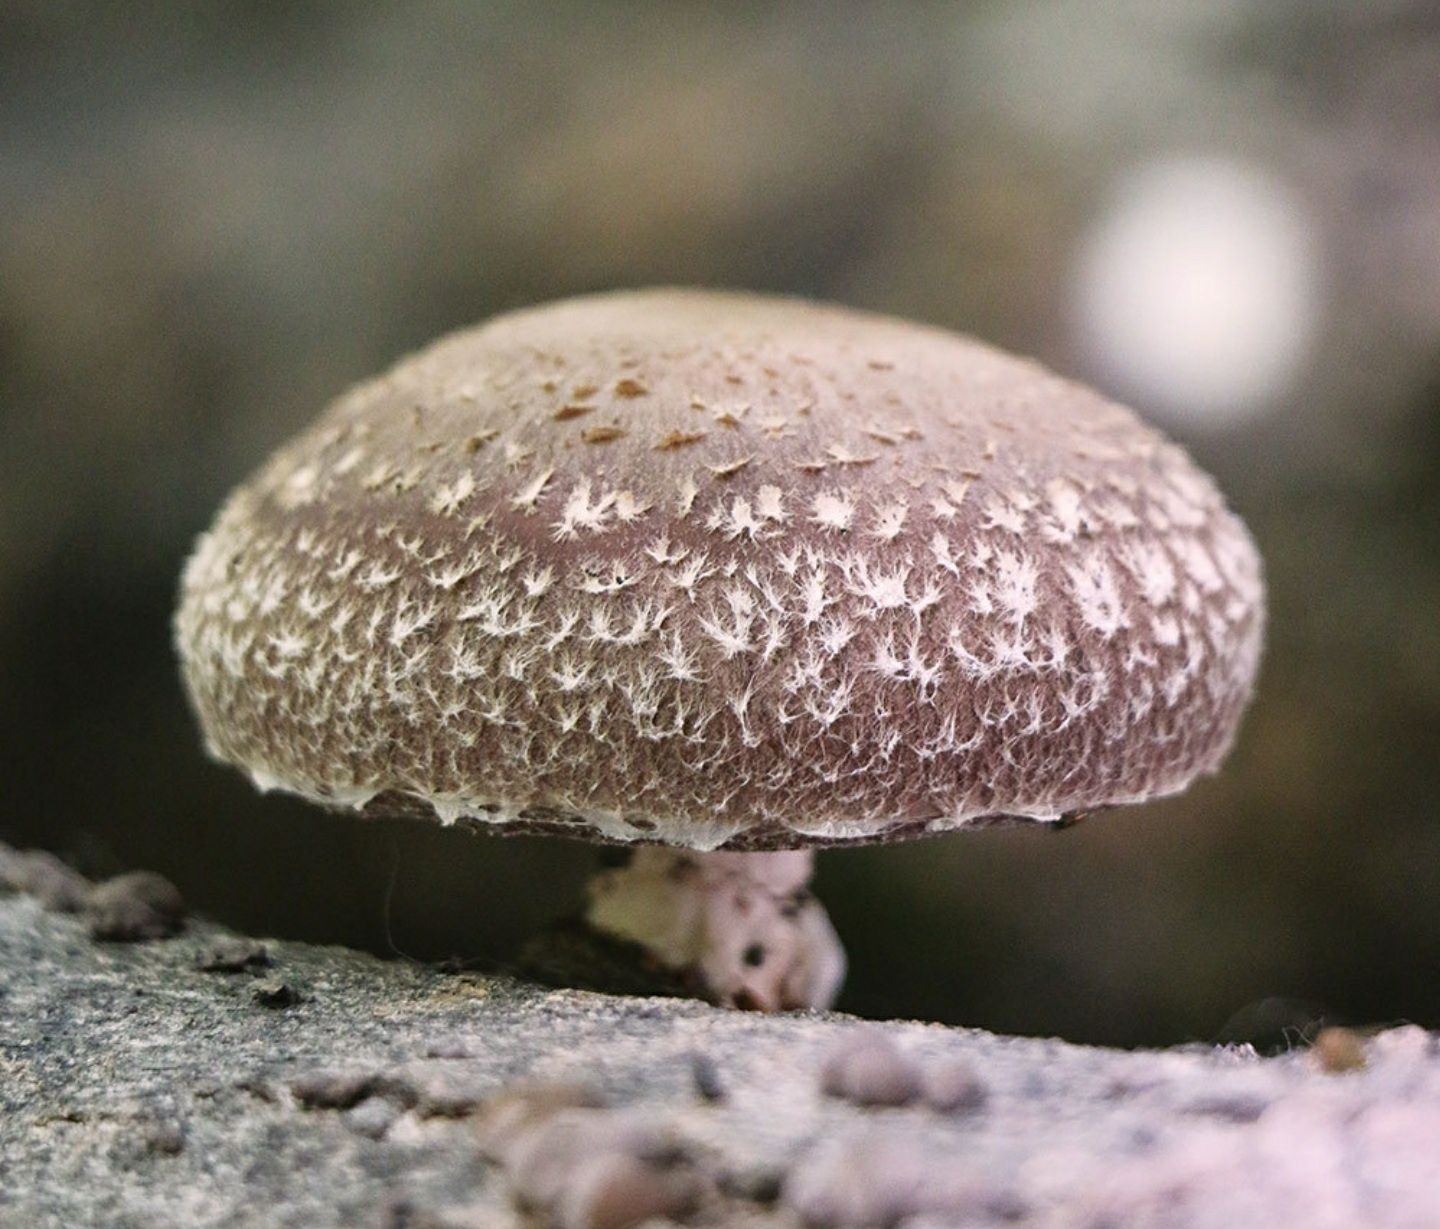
[346,789,1098,851]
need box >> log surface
[2,892,1438,1229]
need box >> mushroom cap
[175,289,1264,851]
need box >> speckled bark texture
[4,895,1438,1229]
[175,289,1263,851]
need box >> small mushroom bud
[2,847,92,913]
[820,1032,923,1108]
[921,1058,988,1113]
[87,871,185,941]
[1311,1026,1367,1074]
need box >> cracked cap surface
[175,288,1264,850]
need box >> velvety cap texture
[176,289,1264,850]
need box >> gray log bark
[2,892,1438,1229]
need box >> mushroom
[175,289,1263,1011]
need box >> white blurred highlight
[1072,156,1320,429]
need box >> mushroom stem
[584,848,845,1012]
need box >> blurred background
[3,1,1438,1048]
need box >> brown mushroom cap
[175,289,1263,851]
